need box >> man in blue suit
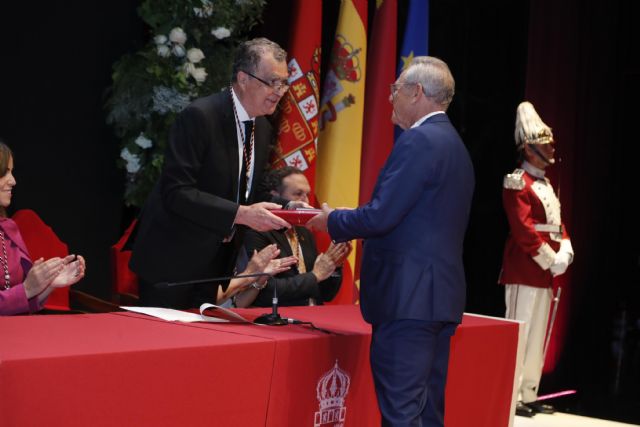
[308,56,474,426]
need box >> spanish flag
[316,0,367,304]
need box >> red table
[0,306,518,427]
[446,313,520,427]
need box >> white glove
[549,251,571,277]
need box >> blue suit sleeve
[328,130,436,241]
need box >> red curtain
[525,0,618,373]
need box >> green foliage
[106,0,265,207]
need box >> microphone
[155,273,307,328]
[154,272,271,289]
[254,281,288,326]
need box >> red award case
[271,209,322,226]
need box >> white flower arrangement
[211,27,231,39]
[187,48,205,64]
[106,0,266,207]
[121,148,141,174]
[156,45,171,58]
[169,27,188,45]
[134,133,153,149]
[151,86,191,115]
[194,0,214,18]
[183,63,208,83]
[172,44,186,58]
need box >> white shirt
[230,87,256,202]
[411,111,445,128]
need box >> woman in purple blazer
[0,142,86,315]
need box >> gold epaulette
[503,168,525,190]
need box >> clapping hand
[23,257,65,299]
[245,244,297,288]
[311,241,352,282]
[264,255,297,276]
[245,244,281,274]
[326,241,352,267]
[50,255,86,288]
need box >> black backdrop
[522,0,640,421]
[1,0,638,423]
[0,1,145,299]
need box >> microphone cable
[285,318,341,335]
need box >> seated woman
[216,244,297,308]
[0,141,86,316]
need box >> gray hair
[231,37,287,82]
[404,56,455,109]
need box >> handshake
[549,240,574,277]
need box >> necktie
[286,228,313,305]
[286,228,306,273]
[239,120,254,204]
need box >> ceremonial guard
[499,101,574,417]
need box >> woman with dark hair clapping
[0,141,86,315]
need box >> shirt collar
[521,160,546,179]
[411,111,445,128]
[231,87,252,122]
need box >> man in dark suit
[243,167,350,307]
[129,38,293,309]
[308,57,475,426]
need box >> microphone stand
[155,272,271,288]
[254,282,288,326]
[155,273,288,326]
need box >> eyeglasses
[243,70,290,92]
[390,82,417,97]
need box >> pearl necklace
[0,230,11,290]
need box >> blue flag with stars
[397,0,429,75]
[394,0,428,138]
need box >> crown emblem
[314,360,351,426]
[330,35,362,82]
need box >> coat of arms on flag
[272,49,321,174]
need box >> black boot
[526,401,555,414]
[516,401,535,417]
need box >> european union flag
[397,0,429,75]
